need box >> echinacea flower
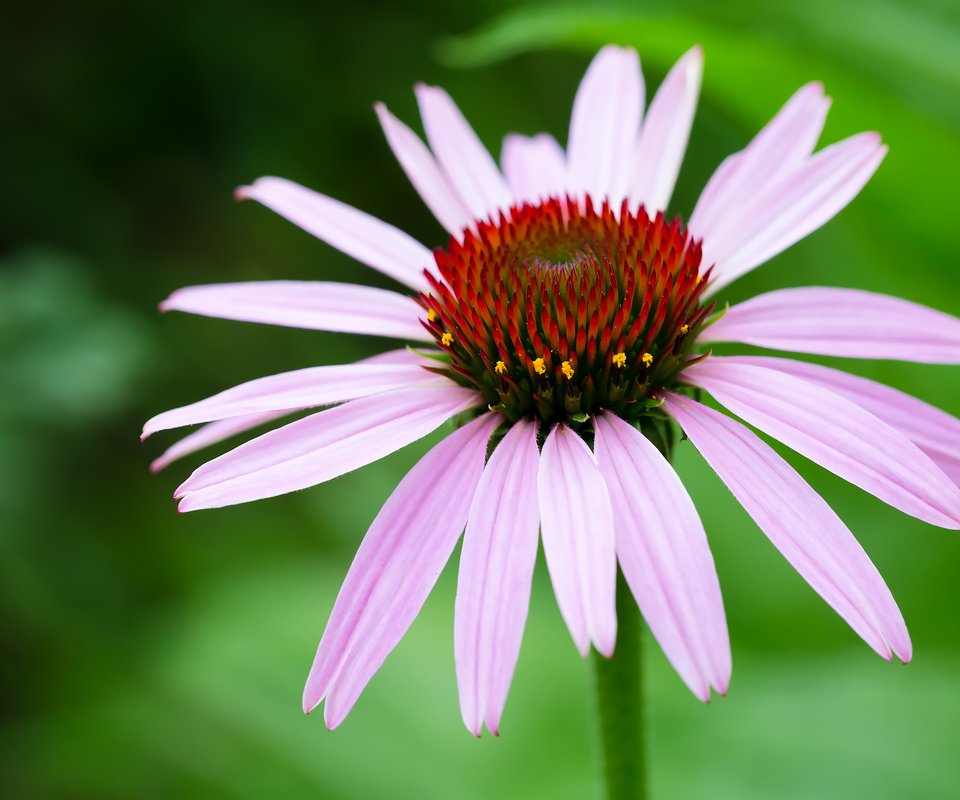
[145,45,960,734]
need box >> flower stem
[593,569,646,800]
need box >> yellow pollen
[696,275,703,285]
[495,360,507,374]
[680,324,690,335]
[561,360,575,379]
[441,332,454,346]
[612,352,627,368]
[533,357,546,375]
[642,352,654,367]
[427,309,438,322]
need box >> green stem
[593,570,646,800]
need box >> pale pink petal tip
[176,495,199,513]
[234,184,253,201]
[149,459,163,474]
[596,634,616,660]
[681,44,704,72]
[302,684,321,716]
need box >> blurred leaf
[0,248,155,426]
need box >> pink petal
[629,46,703,214]
[593,412,730,700]
[374,102,474,238]
[175,384,481,511]
[663,392,911,662]
[567,45,643,206]
[150,411,289,473]
[455,419,541,736]
[699,287,960,363]
[146,349,428,471]
[143,362,433,437]
[236,176,432,290]
[500,133,567,206]
[414,84,514,223]
[160,280,430,341]
[701,134,886,296]
[736,356,960,484]
[304,412,500,728]
[681,358,960,528]
[358,347,440,366]
[538,424,617,657]
[689,82,830,243]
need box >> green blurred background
[3,1,959,797]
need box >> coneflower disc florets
[420,196,712,423]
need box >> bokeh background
[3,1,959,797]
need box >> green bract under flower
[419,196,713,423]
